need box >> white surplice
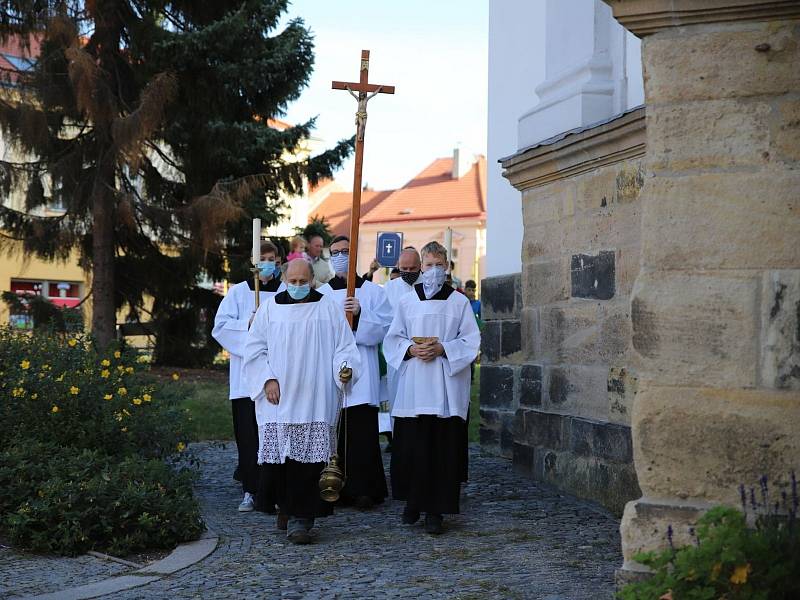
[382,276,418,408]
[242,290,361,464]
[211,278,284,399]
[316,276,393,408]
[384,284,481,420]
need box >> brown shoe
[276,512,289,531]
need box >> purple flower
[667,524,674,551]
[750,487,758,511]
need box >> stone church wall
[481,108,646,516]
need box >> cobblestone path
[2,443,623,599]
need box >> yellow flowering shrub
[0,328,199,556]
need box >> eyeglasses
[330,249,350,257]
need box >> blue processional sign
[376,232,403,267]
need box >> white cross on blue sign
[376,232,403,267]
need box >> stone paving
[2,443,623,599]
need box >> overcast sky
[281,0,488,191]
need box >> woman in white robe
[384,242,480,535]
[243,259,360,544]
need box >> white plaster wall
[486,0,643,277]
[486,0,545,277]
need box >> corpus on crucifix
[332,49,395,327]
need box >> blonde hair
[290,236,307,252]
[420,241,448,262]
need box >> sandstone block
[646,99,771,172]
[501,320,522,357]
[621,498,710,567]
[522,187,562,226]
[761,270,800,390]
[571,251,615,300]
[531,446,641,517]
[631,271,759,388]
[615,244,642,298]
[538,300,632,366]
[608,366,638,426]
[774,98,800,164]
[522,258,569,306]
[516,408,569,451]
[479,365,516,409]
[641,172,800,270]
[632,384,800,503]
[481,320,501,363]
[519,363,543,407]
[522,202,641,265]
[570,416,635,464]
[482,274,522,320]
[643,22,800,103]
[544,364,609,421]
[575,161,645,212]
[520,306,542,359]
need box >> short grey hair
[420,241,447,262]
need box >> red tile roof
[309,189,393,237]
[361,155,486,224]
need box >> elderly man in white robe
[212,240,285,514]
[384,241,481,535]
[243,259,360,544]
[382,247,422,412]
[317,235,393,509]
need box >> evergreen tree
[0,1,352,358]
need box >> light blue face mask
[330,253,349,275]
[257,261,276,277]
[287,283,310,300]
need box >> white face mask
[421,266,446,299]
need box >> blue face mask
[287,283,310,300]
[257,261,276,277]
[330,253,349,275]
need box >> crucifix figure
[332,50,395,326]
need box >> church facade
[484,0,800,578]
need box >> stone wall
[483,108,646,516]
[478,273,522,459]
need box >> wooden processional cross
[332,50,395,327]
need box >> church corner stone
[603,0,800,575]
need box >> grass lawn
[469,364,480,443]
[177,363,481,443]
[178,381,233,441]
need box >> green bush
[0,328,189,458]
[0,328,204,555]
[0,443,203,556]
[619,475,800,600]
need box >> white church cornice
[603,0,800,37]
[500,106,645,192]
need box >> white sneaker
[238,492,255,512]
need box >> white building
[487,0,644,277]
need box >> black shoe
[355,496,374,511]
[287,517,313,544]
[276,512,289,531]
[402,506,420,525]
[424,513,443,535]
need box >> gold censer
[319,455,345,502]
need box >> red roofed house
[355,149,486,285]
[308,187,394,239]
